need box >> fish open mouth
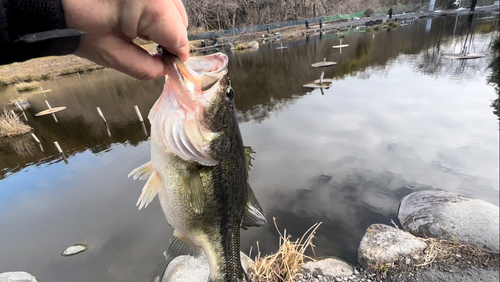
[149,49,230,166]
[178,52,229,90]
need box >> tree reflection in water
[487,35,499,124]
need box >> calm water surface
[0,13,499,282]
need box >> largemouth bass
[129,47,266,282]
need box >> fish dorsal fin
[244,146,255,173]
[181,170,206,214]
[242,182,267,230]
[136,169,161,210]
[128,161,153,180]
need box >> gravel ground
[385,267,499,282]
[295,265,499,282]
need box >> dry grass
[15,81,40,92]
[416,238,499,267]
[0,109,32,137]
[370,236,500,276]
[248,219,322,282]
[0,55,104,86]
[0,133,36,157]
[367,221,500,277]
[388,21,400,28]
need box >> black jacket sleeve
[0,0,84,65]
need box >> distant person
[388,7,393,19]
[305,20,310,30]
[266,24,271,33]
[467,13,474,28]
[319,18,323,30]
[200,40,206,48]
[470,0,477,11]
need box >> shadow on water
[0,11,499,281]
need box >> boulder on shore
[398,190,499,254]
[0,272,37,282]
[358,224,427,269]
[301,258,353,277]
[162,252,251,282]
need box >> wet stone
[61,243,89,256]
[398,190,500,254]
[162,252,250,282]
[0,272,37,282]
[357,224,427,269]
[302,258,354,277]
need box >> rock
[162,252,251,282]
[398,191,500,254]
[61,243,89,256]
[0,272,37,282]
[302,258,353,277]
[357,224,427,268]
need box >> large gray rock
[0,272,37,282]
[162,252,251,282]
[398,191,500,254]
[301,258,353,277]
[358,224,427,268]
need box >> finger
[83,36,166,80]
[139,0,189,61]
[120,0,143,39]
[171,0,188,28]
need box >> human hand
[62,0,189,80]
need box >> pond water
[0,12,498,282]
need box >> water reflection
[0,12,499,282]
[0,134,37,157]
[487,35,499,123]
[244,170,431,263]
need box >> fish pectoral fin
[241,182,267,230]
[128,161,154,180]
[136,171,161,210]
[243,146,255,173]
[181,170,206,214]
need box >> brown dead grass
[417,238,499,267]
[370,236,500,276]
[248,219,322,282]
[0,133,36,157]
[0,55,104,86]
[15,81,40,92]
[367,221,500,277]
[0,109,32,137]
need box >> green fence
[322,11,367,23]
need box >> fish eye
[225,87,234,101]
